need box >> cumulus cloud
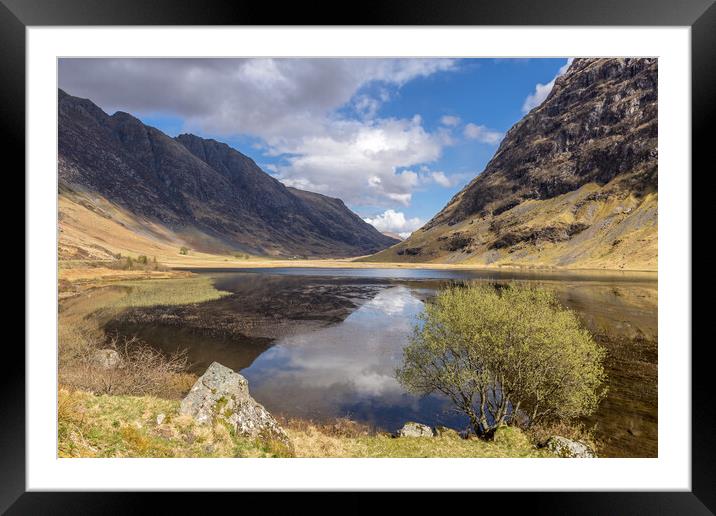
[522,58,574,113]
[440,115,461,126]
[363,209,424,238]
[374,165,471,192]
[59,58,458,207]
[422,169,471,188]
[463,123,504,144]
[352,94,382,119]
[272,116,443,206]
[430,171,453,187]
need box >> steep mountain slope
[58,89,397,259]
[367,58,657,270]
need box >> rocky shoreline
[180,361,597,458]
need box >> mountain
[381,231,406,241]
[366,58,657,270]
[57,89,398,260]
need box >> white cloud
[463,123,504,144]
[387,194,413,206]
[272,116,444,206]
[430,171,453,187]
[353,94,381,120]
[522,58,574,113]
[440,115,461,126]
[363,209,424,237]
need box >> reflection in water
[105,322,274,374]
[105,274,389,373]
[241,286,465,430]
[107,268,657,457]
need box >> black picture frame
[4,0,708,511]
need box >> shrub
[179,247,189,255]
[59,331,192,399]
[105,255,168,272]
[396,283,606,437]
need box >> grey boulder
[397,422,434,437]
[545,436,596,458]
[180,362,289,445]
[93,349,121,369]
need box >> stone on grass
[545,436,596,458]
[180,362,289,445]
[93,349,121,369]
[397,422,434,437]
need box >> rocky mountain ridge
[367,58,658,270]
[58,89,398,259]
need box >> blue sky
[59,58,570,237]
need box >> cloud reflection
[241,286,445,425]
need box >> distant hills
[58,89,398,259]
[381,231,406,241]
[366,58,657,270]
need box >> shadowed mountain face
[368,58,658,270]
[58,89,398,258]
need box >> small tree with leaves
[396,283,606,437]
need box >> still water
[106,267,657,457]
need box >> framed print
[4,0,710,511]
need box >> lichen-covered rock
[92,349,121,369]
[545,436,596,458]
[397,422,434,437]
[180,362,289,445]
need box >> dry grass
[101,277,230,308]
[57,388,290,458]
[58,271,229,400]
[58,389,552,458]
[59,335,193,398]
[286,423,552,458]
[58,193,221,263]
[58,266,194,302]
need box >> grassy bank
[100,277,230,308]
[58,388,552,458]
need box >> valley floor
[57,261,565,458]
[59,192,656,274]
